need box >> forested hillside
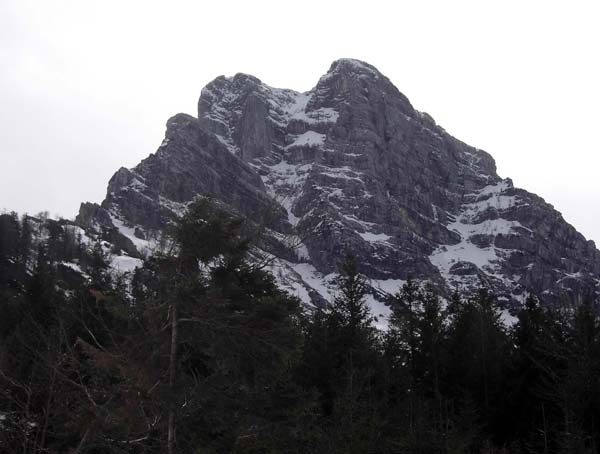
[1,202,600,453]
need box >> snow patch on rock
[286,131,326,149]
[429,180,528,296]
[111,255,143,273]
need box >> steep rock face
[78,58,600,313]
[198,73,293,160]
[91,113,288,233]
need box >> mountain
[75,58,600,319]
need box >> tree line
[1,202,599,453]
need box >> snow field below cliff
[429,180,527,292]
[110,255,143,273]
[286,131,326,149]
[267,258,404,330]
[259,160,313,226]
[359,232,392,244]
[107,213,162,276]
[271,87,339,125]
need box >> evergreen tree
[122,199,307,453]
[443,288,512,448]
[88,240,111,289]
[556,299,600,453]
[388,278,420,380]
[508,294,560,452]
[17,215,32,267]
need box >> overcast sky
[1,0,599,244]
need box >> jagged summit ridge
[77,59,600,320]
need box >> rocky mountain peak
[328,58,382,75]
[78,59,600,320]
[315,58,415,119]
[318,58,386,94]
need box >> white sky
[1,0,599,244]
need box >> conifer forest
[1,201,600,454]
